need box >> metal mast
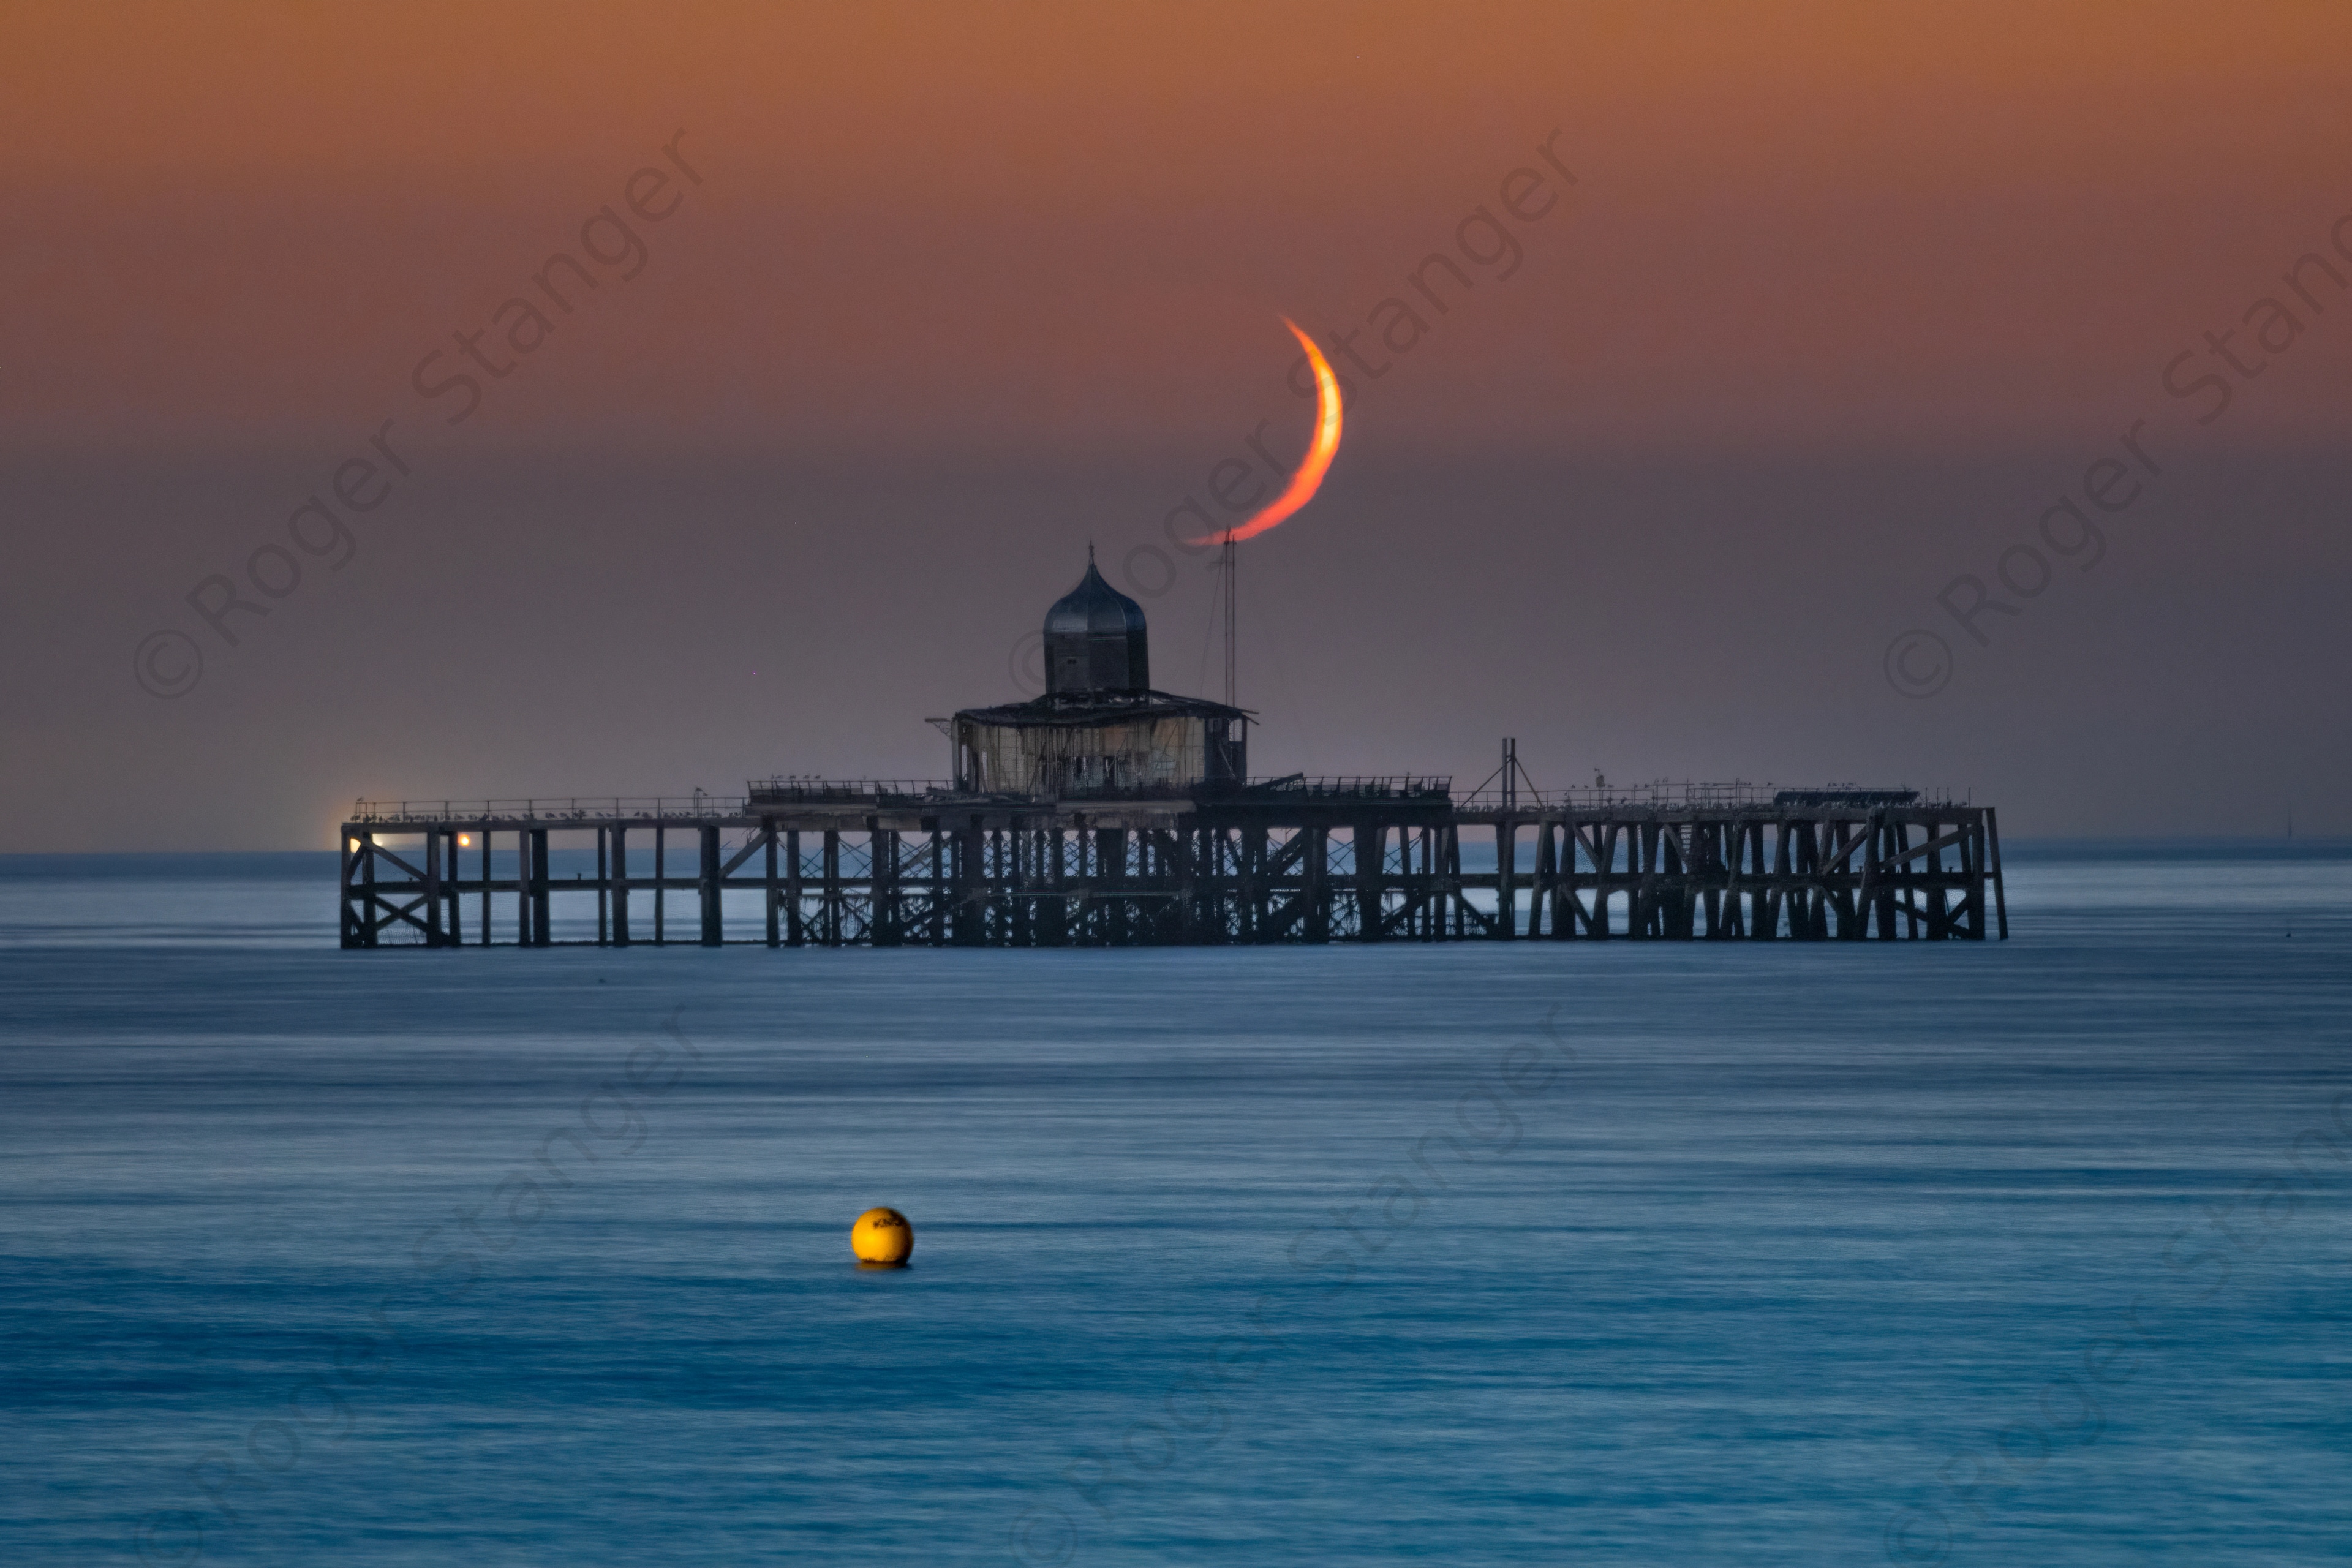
[1221,535,1237,709]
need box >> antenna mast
[1221,535,1237,708]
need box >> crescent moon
[1191,317,1343,545]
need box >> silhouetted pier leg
[444,832,462,941]
[1740,823,1760,938]
[1762,820,1784,938]
[1452,826,1467,938]
[1559,823,1586,940]
[1588,823,1611,940]
[1495,819,1517,941]
[340,834,365,948]
[697,826,722,945]
[871,823,891,946]
[529,829,551,946]
[1530,823,1555,938]
[924,829,944,944]
[1038,828,1060,945]
[1714,824,1741,938]
[1114,829,1134,945]
[1987,808,2008,938]
[818,831,840,944]
[423,829,444,946]
[1629,823,1652,937]
[611,827,631,946]
[951,823,980,945]
[1823,821,1856,938]
[787,830,806,946]
[654,827,666,944]
[1175,826,1200,943]
[1963,818,1988,940]
[1927,821,1952,938]
[1302,827,1327,942]
[765,829,781,946]
[1872,827,1910,940]
[1864,813,1892,940]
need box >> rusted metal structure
[337,780,2003,948]
[339,560,2004,948]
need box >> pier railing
[351,797,752,823]
[1455,781,1964,812]
[351,779,1966,824]
[1236,775,1454,802]
[747,778,954,805]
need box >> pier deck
[339,780,2005,948]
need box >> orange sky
[7,1,2350,456]
[6,3,2352,848]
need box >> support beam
[1357,823,1384,943]
[699,825,722,946]
[765,826,782,947]
[529,829,551,946]
[423,827,444,946]
[1987,807,2009,941]
[787,830,805,946]
[612,826,631,946]
[1494,818,1517,941]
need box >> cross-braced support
[339,795,2003,948]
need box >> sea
[1,842,2346,1567]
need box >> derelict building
[948,557,1248,797]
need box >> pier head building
[949,557,1247,799]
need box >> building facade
[951,559,1247,797]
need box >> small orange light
[458,834,472,847]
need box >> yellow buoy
[850,1206,914,1267]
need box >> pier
[338,777,2005,948]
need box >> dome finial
[1043,553,1148,695]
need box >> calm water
[2,845,2348,1566]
